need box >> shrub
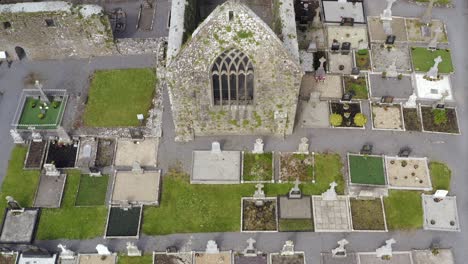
[432,109,447,125]
[382,71,387,78]
[357,49,368,56]
[401,160,408,167]
[52,101,60,109]
[354,113,367,127]
[37,113,45,119]
[329,114,343,127]
[30,100,37,108]
[397,74,403,80]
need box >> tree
[329,113,343,127]
[354,113,367,127]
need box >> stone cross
[126,242,142,256]
[281,240,295,256]
[44,163,60,176]
[96,244,112,256]
[254,183,265,206]
[404,92,417,108]
[315,57,327,81]
[34,80,50,104]
[211,141,221,154]
[10,129,25,144]
[382,20,393,35]
[206,240,220,254]
[288,178,302,199]
[57,126,72,144]
[31,131,42,142]
[376,238,396,258]
[322,181,338,201]
[420,0,436,25]
[253,138,264,154]
[426,56,442,80]
[332,239,349,257]
[6,196,22,211]
[57,244,75,259]
[380,0,396,21]
[132,161,144,174]
[297,137,309,154]
[312,7,321,27]
[386,58,398,78]
[427,27,442,50]
[243,238,258,256]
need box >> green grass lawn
[415,0,451,4]
[348,154,386,185]
[75,174,109,206]
[83,68,157,127]
[411,47,454,73]
[36,170,107,239]
[344,76,368,99]
[242,152,273,181]
[278,219,313,232]
[18,98,65,129]
[118,255,153,264]
[350,199,386,230]
[384,190,423,230]
[429,162,451,191]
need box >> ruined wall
[167,1,303,142]
[0,2,116,60]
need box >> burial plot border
[240,197,279,233]
[153,251,194,264]
[420,105,461,135]
[241,151,275,183]
[369,102,405,132]
[385,156,432,191]
[104,205,143,239]
[0,208,41,244]
[328,101,366,130]
[110,169,162,206]
[24,140,47,170]
[349,197,388,232]
[347,153,387,187]
[277,152,316,183]
[269,251,306,264]
[311,195,353,232]
[33,173,67,208]
[44,140,80,169]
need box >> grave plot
[111,170,161,205]
[75,138,98,168]
[105,205,142,238]
[242,152,273,182]
[343,75,368,99]
[45,140,78,168]
[78,254,117,264]
[194,252,232,264]
[414,74,453,101]
[357,252,413,264]
[328,52,353,74]
[33,173,66,208]
[24,141,46,169]
[0,252,17,264]
[371,104,403,130]
[321,253,357,264]
[242,198,277,231]
[403,108,422,131]
[348,154,386,186]
[368,17,408,42]
[354,49,371,71]
[153,252,193,264]
[406,18,448,43]
[114,138,158,167]
[278,196,313,232]
[330,102,366,128]
[350,198,387,231]
[75,174,109,206]
[235,254,268,264]
[312,196,351,232]
[95,138,116,168]
[411,47,453,73]
[371,44,412,72]
[322,0,365,24]
[412,249,454,264]
[192,149,241,184]
[270,253,305,264]
[300,74,343,100]
[279,153,314,182]
[297,96,330,128]
[385,157,431,190]
[17,249,57,264]
[369,74,413,99]
[0,208,39,244]
[422,194,460,232]
[421,107,459,134]
[326,26,368,48]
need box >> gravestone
[281,240,295,256]
[44,163,60,176]
[380,0,396,21]
[297,137,309,154]
[6,196,23,211]
[35,80,50,104]
[385,35,396,45]
[254,183,265,206]
[211,141,221,154]
[420,0,435,25]
[10,129,25,144]
[427,27,442,50]
[332,239,349,257]
[206,240,219,254]
[312,6,321,27]
[57,244,75,259]
[404,92,417,108]
[382,20,393,35]
[132,161,144,174]
[432,91,448,109]
[288,178,302,199]
[31,131,42,142]
[243,238,258,256]
[376,238,396,258]
[386,58,398,78]
[434,190,448,198]
[96,244,112,255]
[126,242,142,256]
[253,138,264,154]
[322,182,338,201]
[57,126,72,144]
[426,56,442,80]
[314,57,327,82]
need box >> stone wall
[167,1,303,142]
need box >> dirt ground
[114,138,158,167]
[386,157,431,189]
[406,18,448,43]
[372,104,403,130]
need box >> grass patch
[279,219,313,232]
[429,162,451,191]
[279,153,314,182]
[36,170,107,239]
[350,199,386,230]
[348,154,386,185]
[75,174,109,206]
[83,68,157,127]
[242,152,273,181]
[355,50,370,70]
[421,107,459,134]
[118,255,153,264]
[415,0,451,4]
[344,76,368,99]
[18,97,65,129]
[384,190,423,230]
[411,47,453,73]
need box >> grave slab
[76,138,98,168]
[326,26,368,47]
[371,104,403,130]
[235,254,268,264]
[415,74,453,101]
[45,140,79,168]
[0,208,39,243]
[153,252,193,264]
[371,44,411,72]
[385,157,431,190]
[192,151,241,184]
[270,253,305,264]
[357,252,412,264]
[348,154,386,186]
[322,1,365,23]
[105,206,142,238]
[321,253,357,264]
[297,100,330,128]
[406,19,448,43]
[278,196,312,219]
[95,138,116,168]
[112,170,161,205]
[25,141,46,169]
[368,17,408,42]
[328,53,353,74]
[312,196,351,232]
[194,252,232,264]
[18,253,57,264]
[422,194,460,231]
[114,138,158,167]
[33,173,66,208]
[369,74,413,99]
[77,254,117,264]
[412,249,454,264]
[242,198,278,231]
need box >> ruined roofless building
[0,1,115,60]
[166,1,303,142]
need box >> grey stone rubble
[375,238,396,258]
[57,244,75,260]
[297,137,309,154]
[281,240,295,256]
[96,244,112,255]
[332,239,349,257]
[116,38,167,56]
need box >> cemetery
[350,198,387,231]
[343,75,368,99]
[368,74,413,99]
[385,157,432,190]
[371,103,403,130]
[24,141,46,169]
[83,68,157,127]
[420,106,459,134]
[95,138,116,168]
[153,251,193,264]
[242,150,274,182]
[411,47,453,73]
[329,102,365,128]
[111,169,161,205]
[75,174,109,206]
[33,171,66,208]
[402,108,422,131]
[105,205,142,238]
[348,154,386,186]
[367,16,408,42]
[370,44,412,72]
[45,140,79,168]
[279,152,314,182]
[114,138,158,167]
[354,49,371,70]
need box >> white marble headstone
[96,244,112,256]
[253,138,264,154]
[211,141,221,154]
[376,238,396,258]
[206,240,220,254]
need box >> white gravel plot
[385,157,432,190]
[326,26,368,48]
[372,105,403,130]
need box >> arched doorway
[15,46,26,60]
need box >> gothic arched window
[211,49,254,105]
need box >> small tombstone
[120,200,132,211]
[6,196,23,211]
[331,41,340,52]
[243,238,258,257]
[96,244,112,256]
[206,240,219,254]
[332,239,349,257]
[57,126,72,144]
[380,0,396,21]
[341,42,351,55]
[288,178,302,199]
[126,242,142,256]
[297,137,309,154]
[132,161,144,174]
[253,138,264,154]
[322,182,338,201]
[351,67,360,78]
[434,190,448,199]
[312,6,321,27]
[342,92,353,102]
[404,92,417,108]
[211,141,221,154]
[136,114,144,125]
[44,163,60,176]
[254,183,265,206]
[31,131,42,142]
[10,129,25,144]
[57,244,75,259]
[281,240,295,256]
[426,56,442,80]
[386,59,398,78]
[376,238,396,258]
[385,35,396,45]
[427,27,442,50]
